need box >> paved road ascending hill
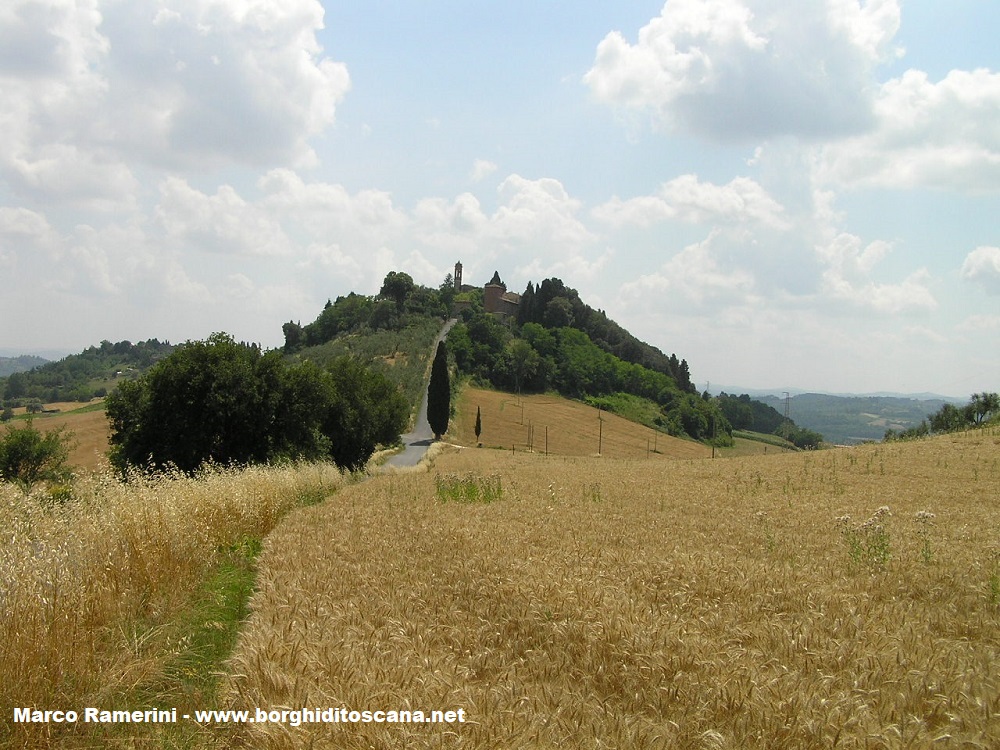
[382,318,457,469]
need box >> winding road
[382,318,457,469]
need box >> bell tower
[454,261,463,291]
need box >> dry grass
[6,402,112,472]
[454,386,710,460]
[219,428,1000,749]
[1,462,343,749]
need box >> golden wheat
[219,429,1000,749]
[1,462,343,749]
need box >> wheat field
[453,386,711,460]
[219,429,1000,749]
[1,462,344,749]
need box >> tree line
[281,272,451,354]
[884,392,1000,441]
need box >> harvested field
[454,386,710,460]
[7,401,111,472]
[219,428,1000,748]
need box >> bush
[0,420,73,492]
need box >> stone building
[452,261,520,322]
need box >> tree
[322,357,409,471]
[475,406,482,445]
[380,271,415,312]
[106,333,407,473]
[930,402,966,433]
[543,296,574,328]
[969,392,1000,425]
[0,420,73,492]
[427,341,450,440]
[507,338,540,394]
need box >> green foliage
[776,422,824,449]
[323,357,410,471]
[283,284,449,356]
[717,392,787,433]
[427,341,450,439]
[435,472,503,503]
[449,298,728,443]
[294,316,443,421]
[0,419,74,492]
[888,392,999,441]
[838,507,892,572]
[474,405,482,442]
[518,277,695,392]
[883,421,929,442]
[0,339,174,404]
[106,333,407,473]
[380,270,416,312]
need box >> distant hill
[754,393,953,445]
[0,340,175,405]
[0,355,49,378]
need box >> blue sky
[1,0,998,396]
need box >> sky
[1,0,998,397]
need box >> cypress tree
[427,341,450,439]
[475,405,482,444]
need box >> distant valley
[746,392,958,445]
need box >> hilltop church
[453,261,521,322]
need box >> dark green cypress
[427,341,450,439]
[475,405,482,443]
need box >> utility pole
[598,406,603,456]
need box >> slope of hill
[0,355,48,377]
[0,339,175,404]
[453,386,710,460]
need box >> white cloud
[492,175,595,250]
[257,169,407,265]
[816,233,936,313]
[104,0,350,169]
[0,0,350,208]
[817,69,1000,190]
[470,159,498,183]
[593,174,788,229]
[584,0,899,140]
[961,246,1000,295]
[957,314,1000,332]
[621,231,757,308]
[155,176,291,257]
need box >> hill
[453,386,711,460]
[447,274,820,447]
[0,339,175,406]
[0,355,49,377]
[756,392,955,444]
